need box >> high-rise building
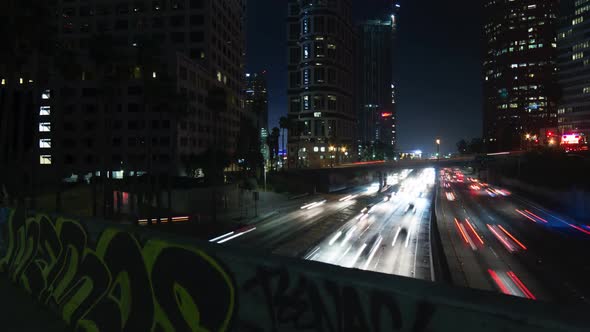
[245,72,269,136]
[1,0,246,182]
[245,71,269,162]
[557,0,590,138]
[287,0,356,168]
[356,7,399,160]
[483,0,560,152]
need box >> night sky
[246,0,482,155]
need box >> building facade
[1,0,246,183]
[287,0,356,168]
[356,14,398,161]
[557,0,590,138]
[483,0,560,152]
[245,71,270,163]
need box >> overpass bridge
[0,207,586,331]
[278,157,478,193]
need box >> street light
[435,138,441,161]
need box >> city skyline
[247,0,483,154]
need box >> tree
[457,139,468,154]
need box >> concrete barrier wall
[0,207,587,331]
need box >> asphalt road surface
[438,168,590,303]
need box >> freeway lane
[439,168,590,303]
[305,168,435,281]
[208,168,437,281]
[210,184,387,256]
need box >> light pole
[436,138,441,161]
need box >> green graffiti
[0,209,236,332]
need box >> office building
[483,0,560,151]
[1,0,245,181]
[557,0,590,138]
[357,10,398,160]
[245,71,269,163]
[287,0,356,168]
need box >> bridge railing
[0,207,587,331]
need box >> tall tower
[356,3,399,161]
[483,0,560,152]
[245,71,270,162]
[557,0,590,139]
[287,0,355,168]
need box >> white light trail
[363,236,383,270]
[217,227,257,244]
[392,227,402,247]
[348,244,367,268]
[209,231,235,242]
[329,231,343,246]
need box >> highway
[305,168,435,280]
[438,168,590,303]
[210,168,437,281]
[208,165,590,304]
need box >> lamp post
[436,138,441,161]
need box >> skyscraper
[557,0,590,138]
[356,5,399,161]
[245,71,269,162]
[483,0,560,151]
[287,0,356,168]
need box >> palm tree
[279,116,289,170]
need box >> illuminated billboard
[561,134,582,145]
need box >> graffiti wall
[0,207,586,332]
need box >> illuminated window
[39,122,51,132]
[39,139,51,148]
[1,79,5,85]
[313,146,319,152]
[40,106,51,116]
[39,155,52,165]
[42,90,51,99]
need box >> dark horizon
[246,0,483,155]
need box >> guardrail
[0,207,587,331]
